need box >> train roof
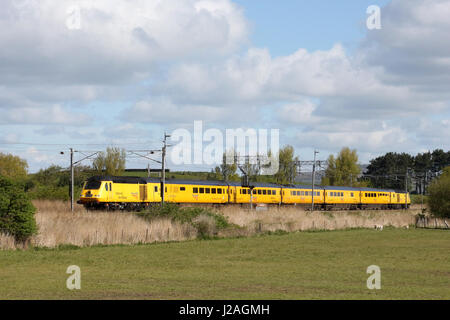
[86,176,407,193]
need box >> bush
[136,203,230,238]
[0,175,37,241]
[428,167,450,218]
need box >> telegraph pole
[311,150,319,211]
[405,168,408,210]
[70,148,74,212]
[161,133,171,206]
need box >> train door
[104,181,112,202]
[139,184,147,202]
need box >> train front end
[77,176,108,209]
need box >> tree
[274,145,298,185]
[0,175,37,242]
[364,152,414,189]
[0,152,28,180]
[93,147,126,176]
[427,166,450,218]
[322,147,361,186]
[211,150,240,181]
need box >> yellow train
[78,176,411,210]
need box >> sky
[0,0,449,173]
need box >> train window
[263,190,267,195]
[318,192,320,196]
[155,186,158,192]
[212,188,216,194]
[340,192,343,197]
[267,190,271,195]
[199,188,204,193]
[290,191,294,196]
[180,187,186,191]
[193,187,198,193]
[165,187,167,192]
[239,189,242,194]
[105,184,108,191]
[258,190,262,195]
[273,190,277,195]
[205,188,210,194]
[351,192,354,197]
[110,183,112,191]
[218,188,222,194]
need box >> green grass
[0,228,449,299]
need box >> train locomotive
[77,176,411,211]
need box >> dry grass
[218,205,421,237]
[1,200,197,250]
[0,200,427,250]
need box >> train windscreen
[85,180,102,190]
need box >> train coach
[78,176,410,210]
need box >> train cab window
[193,187,198,193]
[180,187,186,191]
[155,186,158,192]
[212,188,216,194]
[205,188,210,194]
[199,188,204,193]
[105,184,108,191]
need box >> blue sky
[0,0,449,173]
[235,0,390,55]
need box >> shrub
[427,167,450,218]
[136,203,231,238]
[0,175,37,241]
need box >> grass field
[1,228,449,299]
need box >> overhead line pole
[161,133,171,207]
[70,148,74,213]
[311,150,319,211]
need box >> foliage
[274,145,298,184]
[0,175,37,241]
[322,147,362,186]
[210,150,239,182]
[26,165,92,201]
[365,149,450,190]
[93,147,126,176]
[0,152,28,180]
[427,166,450,218]
[136,203,231,238]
